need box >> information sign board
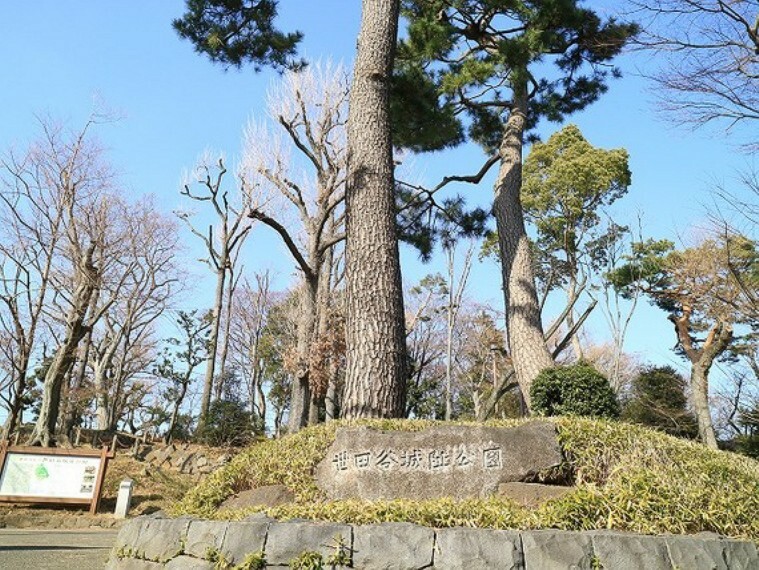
[0,442,113,514]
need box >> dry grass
[174,418,759,542]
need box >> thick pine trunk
[493,86,554,410]
[342,0,407,420]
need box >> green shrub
[623,365,698,438]
[531,363,620,419]
[195,399,261,447]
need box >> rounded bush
[530,362,620,419]
[195,399,261,447]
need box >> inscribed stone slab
[315,422,562,500]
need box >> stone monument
[315,421,564,500]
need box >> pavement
[0,529,117,569]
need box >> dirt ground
[0,453,198,529]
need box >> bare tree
[88,198,181,431]
[243,62,348,431]
[178,156,252,426]
[404,275,447,419]
[229,272,273,428]
[0,121,73,435]
[0,117,122,446]
[632,0,759,142]
[443,241,474,420]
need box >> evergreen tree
[173,0,303,71]
[623,365,698,438]
[610,235,759,448]
[174,0,411,421]
[394,1,637,408]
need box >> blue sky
[0,1,753,378]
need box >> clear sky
[0,1,753,380]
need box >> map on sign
[0,452,101,500]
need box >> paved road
[0,529,117,569]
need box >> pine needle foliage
[391,1,639,151]
[173,0,304,72]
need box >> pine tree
[393,1,637,408]
[174,0,412,420]
[173,0,303,71]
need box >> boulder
[315,422,563,500]
[219,484,295,511]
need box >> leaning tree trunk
[342,0,407,420]
[493,84,554,410]
[165,380,189,444]
[28,248,98,447]
[672,314,732,450]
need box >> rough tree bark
[341,0,407,419]
[670,308,732,449]
[290,278,317,431]
[28,244,98,447]
[493,85,554,409]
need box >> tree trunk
[200,265,226,425]
[28,248,98,447]
[5,355,29,437]
[165,381,188,444]
[61,338,93,439]
[342,0,407,419]
[289,280,316,432]
[325,372,338,421]
[670,312,731,450]
[216,268,237,400]
[493,84,554,410]
[691,362,718,449]
[566,276,584,360]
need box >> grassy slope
[173,418,759,541]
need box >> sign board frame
[0,441,114,514]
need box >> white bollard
[114,478,134,519]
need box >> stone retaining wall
[107,514,759,569]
